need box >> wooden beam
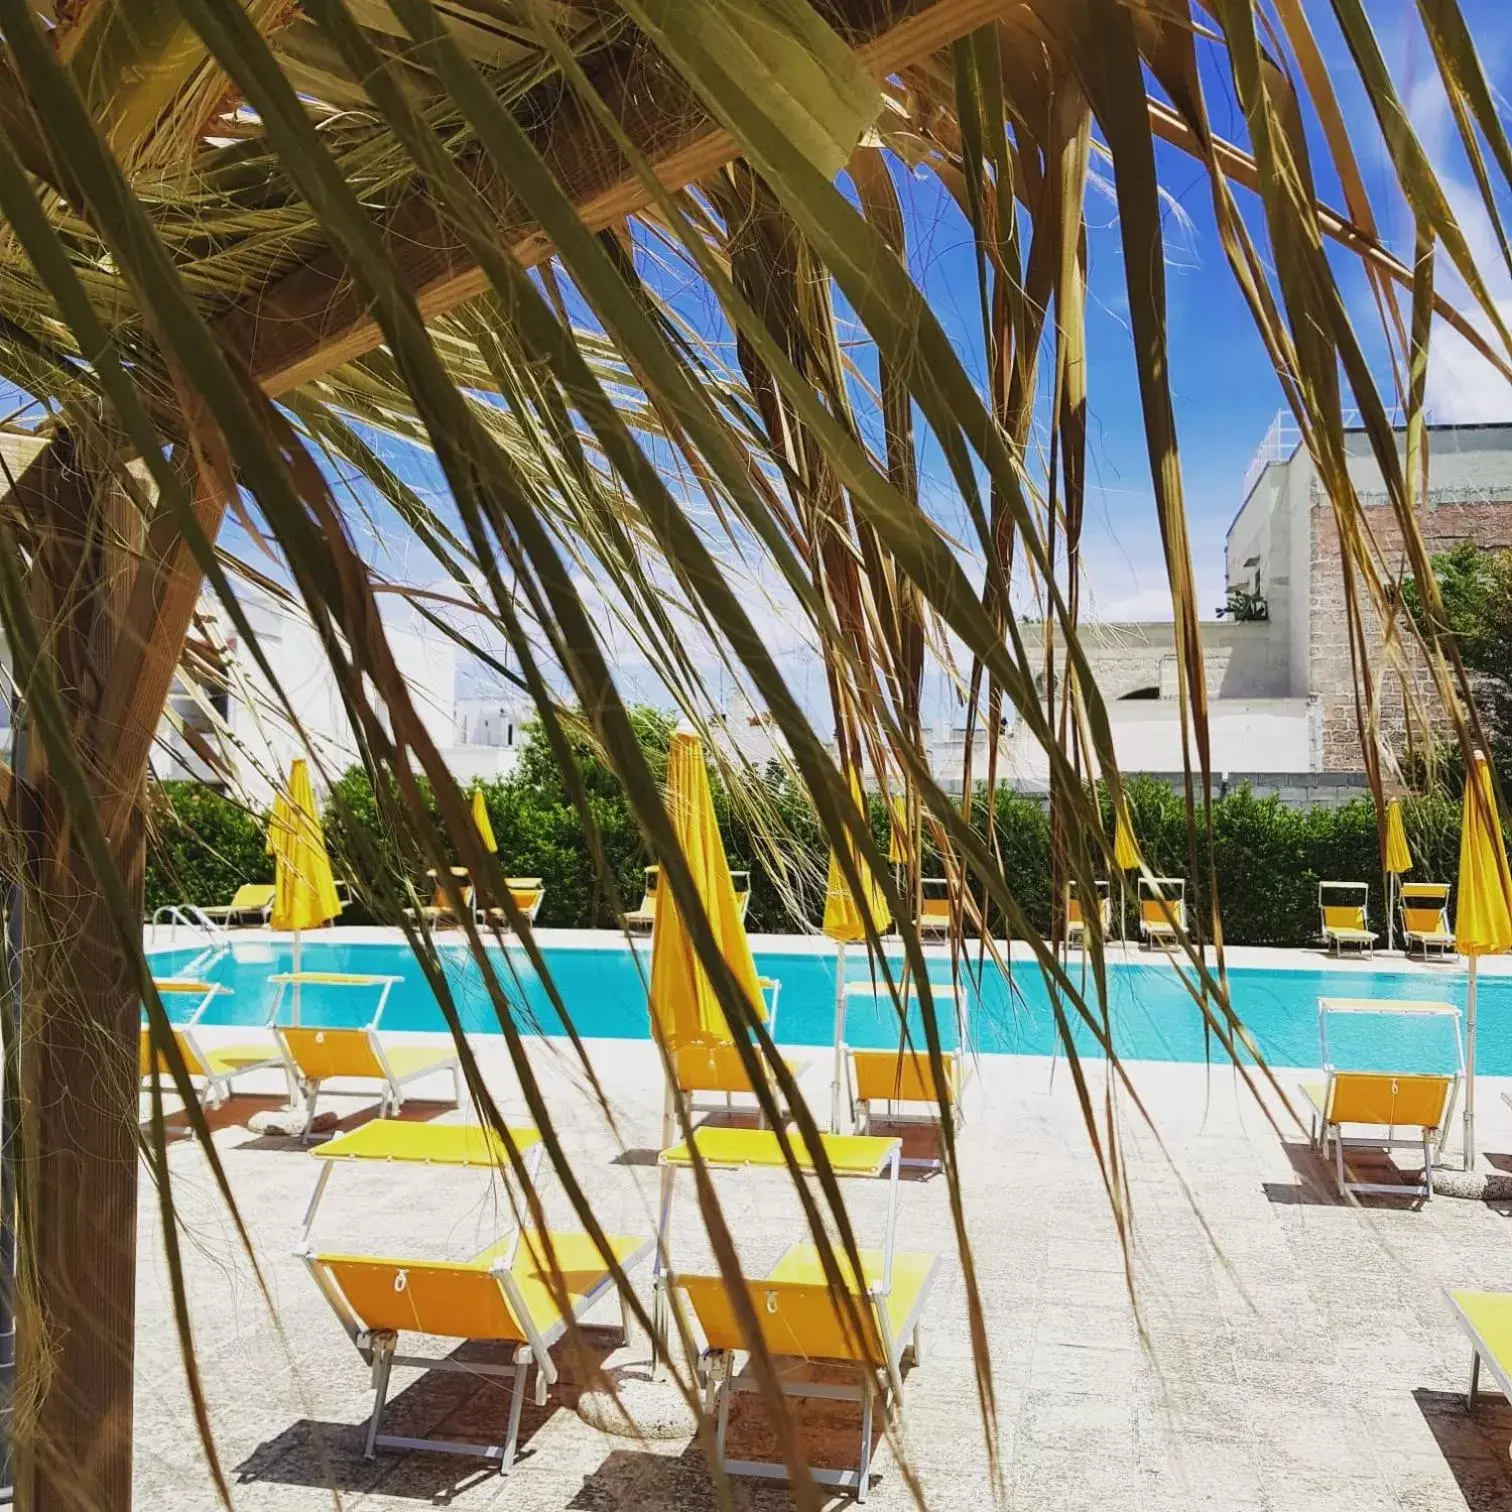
[214,0,1009,396]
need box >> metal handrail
[150,903,229,951]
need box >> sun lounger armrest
[491,1262,557,1403]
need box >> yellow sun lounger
[1300,1071,1457,1200]
[269,973,462,1139]
[679,1245,938,1501]
[1066,880,1110,949]
[298,1119,652,1471]
[915,876,954,940]
[839,981,966,1171]
[849,1046,961,1136]
[198,882,275,926]
[1449,1289,1512,1414]
[141,980,285,1108]
[626,865,660,933]
[476,877,546,931]
[629,865,750,934]
[1401,882,1456,959]
[1138,877,1186,948]
[673,977,794,1120]
[1318,881,1378,956]
[662,1127,937,1502]
[405,867,474,928]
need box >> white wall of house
[156,587,463,804]
[992,697,1317,787]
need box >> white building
[156,587,521,802]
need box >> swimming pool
[146,936,1489,1073]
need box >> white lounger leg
[300,1081,321,1144]
[365,1337,396,1459]
[499,1349,530,1474]
[856,1378,875,1503]
[714,1357,733,1464]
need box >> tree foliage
[1403,540,1512,778]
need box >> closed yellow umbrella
[269,758,341,1021]
[648,729,765,1364]
[471,787,497,854]
[825,768,892,1132]
[1113,804,1141,871]
[887,793,909,866]
[1458,752,1512,1168]
[1112,800,1141,945]
[648,728,765,1054]
[1384,798,1412,952]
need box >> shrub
[144,782,271,916]
[153,711,1491,950]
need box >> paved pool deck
[136,1024,1512,1512]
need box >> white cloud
[1426,302,1512,422]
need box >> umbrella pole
[292,931,302,1025]
[652,1078,676,1378]
[831,941,847,1134]
[1465,960,1479,1172]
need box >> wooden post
[2,432,225,1511]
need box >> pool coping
[142,923,1512,978]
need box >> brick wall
[1309,487,1512,771]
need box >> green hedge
[144,781,271,916]
[148,717,1477,948]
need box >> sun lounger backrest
[674,1042,757,1096]
[1066,894,1085,927]
[230,883,274,911]
[278,1026,384,1081]
[919,879,952,921]
[680,1274,884,1366]
[1141,897,1182,927]
[141,1026,194,1078]
[1402,905,1450,934]
[316,1254,526,1342]
[1327,1072,1453,1129]
[1322,904,1368,931]
[852,1048,956,1106]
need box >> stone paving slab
[133,1039,1512,1510]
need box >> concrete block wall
[1309,480,1512,771]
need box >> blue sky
[884,2,1512,627]
[184,7,1512,725]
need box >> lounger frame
[695,1256,939,1503]
[475,876,546,932]
[142,980,288,1109]
[1448,1289,1512,1413]
[677,977,786,1123]
[1137,877,1186,949]
[915,876,954,940]
[1303,1075,1454,1200]
[1066,879,1111,949]
[304,1240,648,1470]
[1305,998,1464,1199]
[1318,880,1378,956]
[269,972,461,1139]
[1400,882,1456,959]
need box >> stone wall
[1015,619,1288,703]
[1309,477,1512,771]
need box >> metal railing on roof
[1239,405,1428,506]
[1239,411,1303,501]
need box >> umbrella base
[576,1363,698,1439]
[246,1105,338,1139]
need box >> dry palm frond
[0,1,1507,1507]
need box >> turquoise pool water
[146,938,1485,1072]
